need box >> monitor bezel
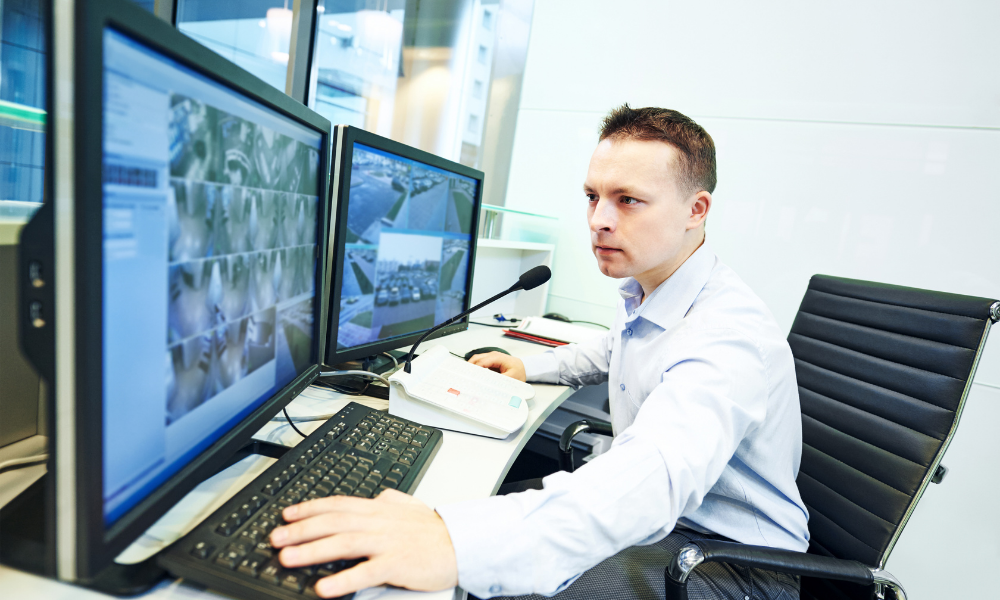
[324,126,484,366]
[72,0,333,578]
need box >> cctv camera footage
[165,93,319,424]
[100,29,325,525]
[336,143,477,350]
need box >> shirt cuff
[521,351,561,384]
[436,496,532,598]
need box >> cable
[469,321,510,328]
[318,369,391,388]
[273,412,336,424]
[381,351,399,371]
[283,408,309,438]
[571,320,610,330]
[0,454,48,474]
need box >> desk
[0,325,574,600]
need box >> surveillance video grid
[166,93,319,425]
[336,144,477,350]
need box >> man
[269,106,810,599]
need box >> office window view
[175,0,295,93]
[0,0,46,222]
[308,0,501,169]
[0,0,531,223]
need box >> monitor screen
[334,142,478,352]
[101,29,323,526]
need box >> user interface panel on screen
[335,143,479,351]
[101,29,322,526]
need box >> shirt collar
[618,241,717,330]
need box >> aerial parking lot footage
[335,143,478,351]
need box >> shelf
[477,238,555,252]
[480,203,558,220]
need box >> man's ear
[687,191,712,230]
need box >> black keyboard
[158,402,443,599]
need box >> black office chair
[560,275,999,600]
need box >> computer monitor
[325,126,484,367]
[7,0,331,584]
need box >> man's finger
[372,488,412,504]
[314,557,391,599]
[282,495,376,523]
[278,531,382,569]
[271,511,375,548]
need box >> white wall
[504,1,1000,596]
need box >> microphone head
[518,265,551,291]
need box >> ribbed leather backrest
[788,275,996,569]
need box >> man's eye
[621,197,638,205]
[586,194,598,202]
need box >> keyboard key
[372,457,394,475]
[216,520,236,536]
[238,503,255,520]
[354,485,373,498]
[215,545,246,570]
[190,541,214,559]
[364,476,382,488]
[332,486,352,496]
[281,572,306,593]
[239,528,262,544]
[228,511,245,527]
[260,559,283,585]
[390,464,408,476]
[249,495,265,509]
[253,541,275,558]
[237,556,264,578]
[397,456,412,466]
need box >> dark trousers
[478,479,799,600]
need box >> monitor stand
[330,348,408,376]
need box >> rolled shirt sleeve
[436,328,770,598]
[520,330,614,388]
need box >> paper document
[514,316,607,344]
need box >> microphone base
[328,349,408,376]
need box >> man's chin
[594,255,633,279]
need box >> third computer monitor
[327,127,483,364]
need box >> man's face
[585,138,704,287]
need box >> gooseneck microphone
[403,265,551,373]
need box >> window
[477,44,488,65]
[0,0,47,221]
[472,79,484,100]
[482,10,494,31]
[175,0,293,93]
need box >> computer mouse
[542,312,572,323]
[464,346,511,361]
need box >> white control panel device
[388,345,533,438]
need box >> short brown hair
[599,104,717,195]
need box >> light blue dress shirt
[436,243,810,598]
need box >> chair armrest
[665,540,906,600]
[558,419,613,472]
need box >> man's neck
[636,234,706,304]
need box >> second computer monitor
[327,127,483,364]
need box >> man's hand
[270,490,458,598]
[468,352,526,382]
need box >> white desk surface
[0,325,574,600]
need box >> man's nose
[589,198,616,232]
